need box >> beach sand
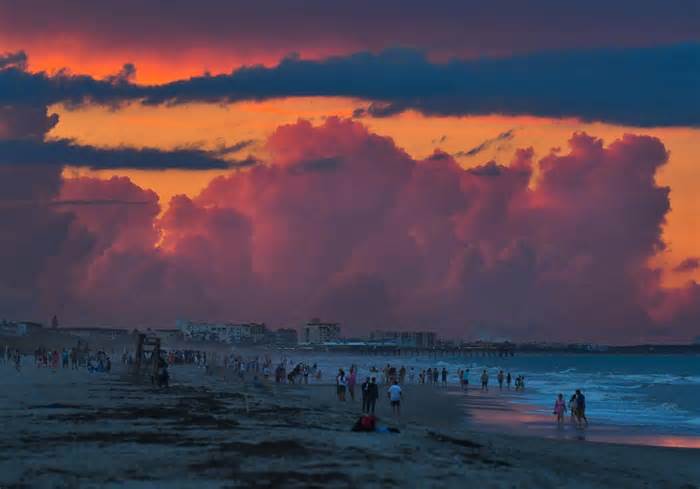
[1,363,698,488]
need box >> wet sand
[450,387,700,449]
[1,363,699,488]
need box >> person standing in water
[574,389,588,426]
[497,370,505,390]
[480,369,489,391]
[553,393,566,425]
[506,372,512,389]
[569,392,577,421]
[462,369,469,390]
[387,380,402,418]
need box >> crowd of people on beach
[0,343,115,373]
[0,345,22,371]
[330,363,539,422]
[329,362,589,429]
[3,343,590,429]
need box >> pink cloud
[1,111,697,342]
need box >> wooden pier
[289,344,516,357]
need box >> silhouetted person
[367,377,379,414]
[361,377,371,413]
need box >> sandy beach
[1,361,699,489]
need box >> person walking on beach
[506,372,512,389]
[441,367,448,385]
[336,369,347,401]
[497,370,505,390]
[347,366,357,401]
[462,369,469,390]
[481,369,489,391]
[361,377,371,413]
[553,393,566,425]
[387,380,402,418]
[409,367,415,384]
[368,377,379,414]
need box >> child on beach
[553,393,566,424]
[336,369,347,401]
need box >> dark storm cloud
[0,50,27,69]
[0,138,254,170]
[2,44,698,127]
[0,59,141,107]
[211,139,256,156]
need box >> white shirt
[388,384,402,401]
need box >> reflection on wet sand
[452,389,700,449]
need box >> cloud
[674,257,700,273]
[0,50,27,69]
[1,112,697,341]
[2,45,699,126]
[105,63,137,84]
[0,95,257,170]
[0,138,256,170]
[48,199,152,206]
[211,139,256,156]
[0,105,58,140]
[455,129,515,158]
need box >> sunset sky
[1,0,698,342]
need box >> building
[273,328,298,346]
[369,330,436,348]
[0,320,43,337]
[302,319,341,344]
[59,327,130,340]
[176,320,268,344]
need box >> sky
[1,0,698,343]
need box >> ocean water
[285,352,700,436]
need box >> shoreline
[1,364,700,488]
[448,387,700,449]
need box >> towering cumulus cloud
[0,105,93,318]
[9,118,691,342]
